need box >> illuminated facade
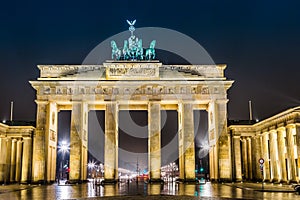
[29,61,233,183]
[0,122,35,184]
[2,65,299,184]
[229,107,300,183]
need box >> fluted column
[247,138,252,180]
[148,102,161,181]
[0,137,12,183]
[295,123,300,181]
[10,139,17,182]
[0,137,5,183]
[69,102,83,182]
[269,129,279,182]
[286,124,297,182]
[45,102,58,183]
[182,103,195,180]
[81,103,89,181]
[262,132,270,181]
[233,136,242,181]
[208,101,219,181]
[241,138,248,179]
[5,138,12,183]
[15,140,23,182]
[104,102,118,182]
[21,137,32,183]
[32,101,48,182]
[178,104,184,179]
[253,134,263,180]
[277,127,287,182]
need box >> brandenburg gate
[29,61,233,183]
[29,20,233,183]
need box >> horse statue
[122,40,130,60]
[145,40,156,60]
[111,40,121,60]
[136,39,143,60]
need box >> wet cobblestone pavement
[0,181,300,199]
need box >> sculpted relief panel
[40,85,225,98]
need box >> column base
[31,180,47,185]
[65,180,83,184]
[288,180,298,184]
[176,178,198,184]
[101,179,118,185]
[148,178,164,184]
[20,180,32,184]
[270,178,279,183]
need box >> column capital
[277,126,286,132]
[286,123,296,129]
[35,100,48,105]
[215,99,229,104]
[262,131,269,135]
[269,129,277,134]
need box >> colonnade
[31,100,224,183]
[231,123,300,183]
[0,124,34,184]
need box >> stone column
[295,123,300,181]
[247,138,252,180]
[81,103,88,181]
[183,103,195,180]
[0,137,12,183]
[277,127,287,182]
[5,138,12,183]
[0,137,4,183]
[208,101,219,181]
[233,136,242,181]
[10,139,17,182]
[32,101,48,183]
[209,144,219,181]
[45,102,58,183]
[269,129,279,182]
[286,124,297,182]
[148,102,161,181]
[262,132,270,181]
[21,137,32,183]
[69,102,83,182]
[178,104,184,179]
[253,134,263,181]
[241,138,248,179]
[15,140,23,182]
[104,102,118,182]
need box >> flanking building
[229,106,300,183]
[0,121,35,184]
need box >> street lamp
[58,140,69,182]
[87,160,97,179]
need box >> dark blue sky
[0,0,299,121]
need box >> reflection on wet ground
[0,180,300,200]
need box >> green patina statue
[110,20,156,61]
[111,41,121,60]
[145,40,156,60]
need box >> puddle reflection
[0,181,299,199]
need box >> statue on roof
[110,20,156,61]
